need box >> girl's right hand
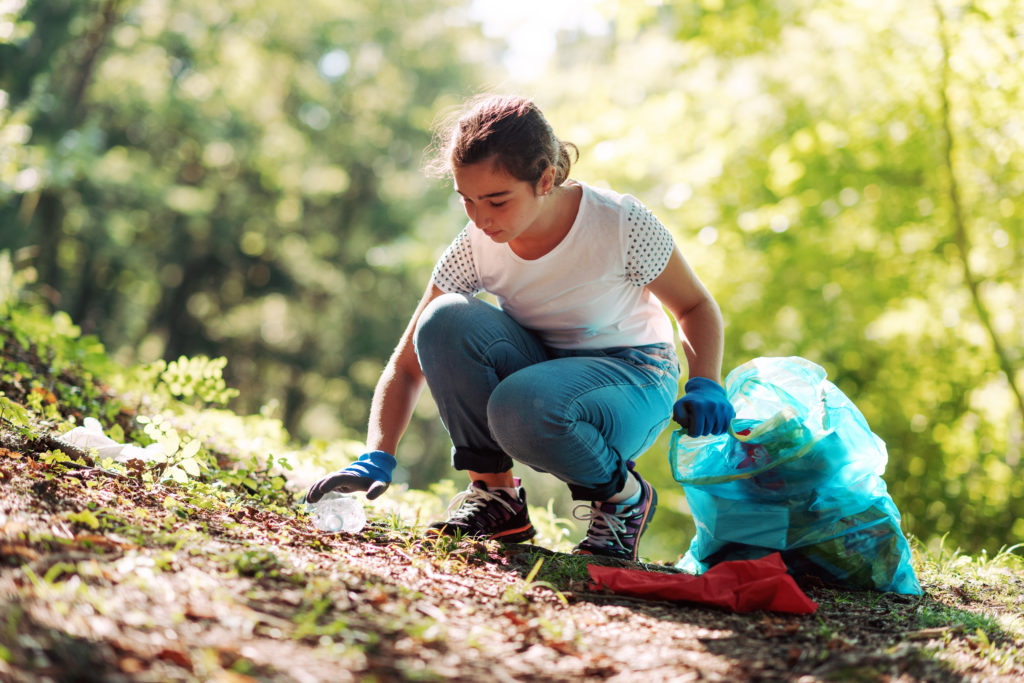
[305,450,397,502]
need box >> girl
[306,95,734,561]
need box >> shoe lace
[573,503,627,548]
[446,484,516,522]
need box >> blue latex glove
[305,450,396,502]
[673,377,735,437]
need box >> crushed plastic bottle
[306,491,366,534]
[58,416,166,463]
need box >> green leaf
[65,509,100,530]
[0,396,32,427]
[107,423,125,443]
[160,429,181,458]
[180,439,201,461]
[180,457,201,477]
[164,466,188,484]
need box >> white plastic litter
[58,417,166,463]
[306,491,366,533]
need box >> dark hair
[426,94,578,188]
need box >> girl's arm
[645,247,726,383]
[305,282,446,503]
[365,282,446,454]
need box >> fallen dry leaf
[156,648,193,672]
[0,542,39,562]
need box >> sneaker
[573,467,657,561]
[429,479,536,543]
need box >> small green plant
[914,601,1024,645]
[64,509,101,530]
[42,562,79,585]
[967,628,1024,673]
[526,498,576,553]
[214,452,296,511]
[814,615,834,640]
[0,395,32,428]
[502,557,569,606]
[416,530,466,566]
[135,414,206,484]
[231,548,282,578]
[156,355,239,406]
[40,448,82,467]
[521,550,592,591]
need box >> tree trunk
[935,0,1024,420]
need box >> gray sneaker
[429,479,536,543]
[573,466,657,561]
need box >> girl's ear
[537,165,556,196]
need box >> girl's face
[453,159,550,245]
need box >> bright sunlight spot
[469,0,609,81]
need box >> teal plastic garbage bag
[671,356,921,595]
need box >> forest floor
[2,437,1024,683]
[1,311,1023,683]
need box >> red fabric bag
[588,552,817,614]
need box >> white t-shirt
[431,181,676,350]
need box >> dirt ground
[2,446,1023,683]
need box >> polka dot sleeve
[624,198,676,286]
[431,228,482,294]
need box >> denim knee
[487,373,626,499]
[486,372,541,453]
[413,293,474,355]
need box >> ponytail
[427,95,579,189]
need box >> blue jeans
[413,293,680,501]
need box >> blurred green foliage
[0,0,490,489]
[1,0,1021,562]
[540,0,1023,559]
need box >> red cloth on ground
[587,552,818,614]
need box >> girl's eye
[489,200,507,208]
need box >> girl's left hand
[673,377,735,437]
